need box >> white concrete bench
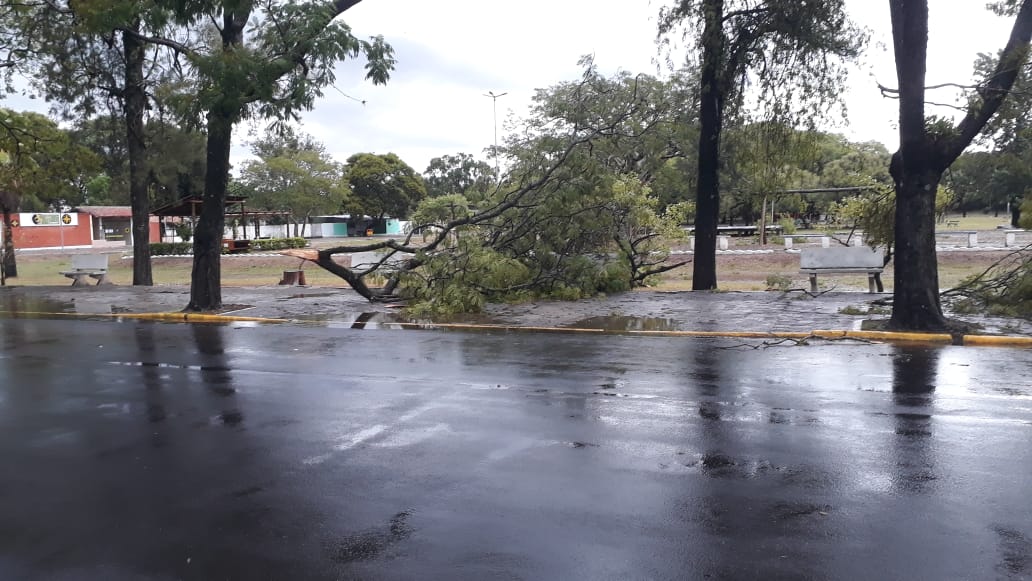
[688,235,732,251]
[783,233,831,249]
[935,229,978,247]
[800,247,885,293]
[60,255,111,286]
[1005,229,1029,247]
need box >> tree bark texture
[1,203,17,279]
[890,165,946,330]
[888,0,1032,330]
[187,111,233,311]
[692,0,724,291]
[124,23,153,286]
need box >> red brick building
[2,207,159,251]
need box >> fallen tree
[293,70,692,313]
[941,244,1032,319]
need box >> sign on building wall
[18,213,78,227]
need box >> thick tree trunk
[187,111,234,311]
[889,167,947,331]
[124,24,152,286]
[692,0,725,291]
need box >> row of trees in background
[3,0,1031,329]
[1,0,395,307]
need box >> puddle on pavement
[279,292,337,300]
[298,311,410,329]
[567,315,682,332]
[0,292,75,316]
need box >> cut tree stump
[279,270,307,286]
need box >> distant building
[2,207,159,251]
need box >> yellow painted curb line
[961,334,1032,347]
[0,310,289,324]
[812,330,954,344]
[2,311,1030,347]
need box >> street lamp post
[484,90,507,178]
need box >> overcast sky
[1,1,1021,174]
[296,0,1016,173]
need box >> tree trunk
[124,24,152,286]
[691,0,725,291]
[1,206,16,279]
[187,110,234,311]
[187,10,248,311]
[889,166,947,331]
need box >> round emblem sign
[31,214,41,225]
[62,214,72,224]
[10,219,18,227]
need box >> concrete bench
[935,230,978,247]
[800,247,885,293]
[783,233,831,249]
[1005,229,1029,247]
[60,255,111,286]
[688,235,731,251]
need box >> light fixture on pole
[484,90,507,178]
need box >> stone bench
[800,247,885,293]
[688,235,732,251]
[935,230,978,247]
[783,233,831,249]
[1005,229,1029,247]
[60,254,111,286]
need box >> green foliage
[1021,196,1032,229]
[423,153,495,199]
[765,273,793,291]
[150,242,192,255]
[0,108,101,211]
[831,184,955,249]
[779,217,797,234]
[411,194,470,226]
[249,237,307,251]
[240,127,348,234]
[944,251,1032,319]
[174,222,193,242]
[829,189,895,248]
[344,153,426,219]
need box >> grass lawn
[5,255,349,287]
[2,241,1012,294]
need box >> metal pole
[484,91,507,178]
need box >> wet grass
[653,257,1002,293]
[3,255,348,287]
[3,242,1006,293]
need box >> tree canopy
[423,153,495,200]
[658,0,866,289]
[885,0,1032,331]
[240,128,348,236]
[344,153,426,220]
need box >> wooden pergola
[151,195,290,242]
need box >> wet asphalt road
[1,319,1031,580]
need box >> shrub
[765,274,793,291]
[250,237,308,251]
[778,217,797,235]
[150,242,192,255]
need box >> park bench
[800,246,885,293]
[688,235,732,251]
[60,254,111,286]
[935,230,978,247]
[1005,229,1030,247]
[222,238,251,253]
[783,233,831,249]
